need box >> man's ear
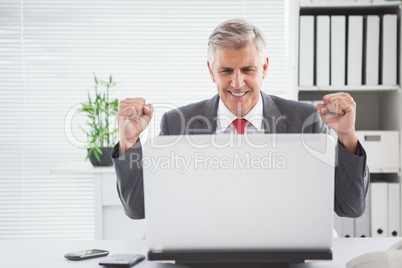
[207,61,215,83]
[262,57,269,79]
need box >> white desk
[50,162,146,240]
[1,238,401,267]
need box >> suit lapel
[187,94,219,134]
[261,92,287,134]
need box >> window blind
[0,0,287,239]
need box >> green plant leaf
[110,81,119,87]
[79,74,120,149]
[78,125,89,135]
[87,91,92,104]
[94,146,102,154]
[93,149,101,162]
[86,147,94,161]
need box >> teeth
[231,92,246,96]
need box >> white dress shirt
[216,93,264,135]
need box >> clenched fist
[315,92,358,153]
[117,98,153,155]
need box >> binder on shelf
[388,183,400,237]
[347,16,363,86]
[355,186,371,237]
[365,15,380,85]
[371,182,388,237]
[382,14,397,86]
[316,16,330,86]
[299,16,315,86]
[331,16,346,86]
[340,217,355,238]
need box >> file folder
[331,16,346,86]
[355,186,371,237]
[382,14,397,85]
[299,16,315,86]
[340,217,355,238]
[388,183,400,237]
[365,15,380,85]
[347,16,363,86]
[371,182,388,237]
[316,16,330,86]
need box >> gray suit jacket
[112,92,369,219]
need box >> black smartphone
[64,249,109,261]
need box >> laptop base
[148,249,333,267]
[176,263,292,268]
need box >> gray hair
[207,18,267,68]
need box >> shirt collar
[217,92,264,132]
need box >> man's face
[207,43,269,117]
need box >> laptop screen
[143,134,335,251]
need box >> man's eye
[221,69,232,74]
[243,68,254,73]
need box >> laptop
[142,134,335,253]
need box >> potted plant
[79,74,119,166]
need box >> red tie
[232,118,247,134]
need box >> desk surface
[1,238,401,268]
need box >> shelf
[300,1,401,15]
[370,168,401,173]
[300,1,402,8]
[298,85,400,92]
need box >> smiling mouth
[228,91,248,97]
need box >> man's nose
[230,70,245,89]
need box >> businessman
[112,18,369,220]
